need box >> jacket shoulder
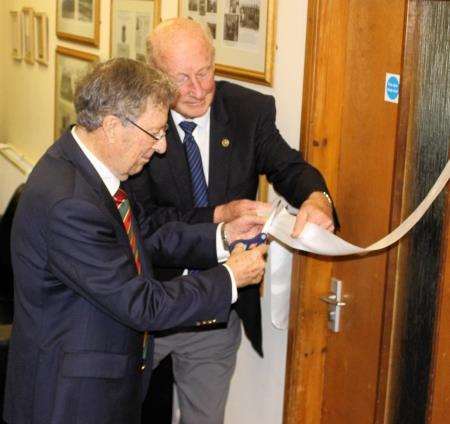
[215,80,273,107]
[28,151,77,204]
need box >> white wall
[0,0,7,142]
[218,1,309,422]
[0,1,309,423]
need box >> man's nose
[189,77,204,98]
[153,136,167,154]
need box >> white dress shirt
[71,126,237,302]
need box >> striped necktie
[179,121,208,207]
[113,187,142,274]
[113,187,148,371]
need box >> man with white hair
[130,18,335,424]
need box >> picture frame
[110,0,161,62]
[56,0,100,47]
[178,0,277,86]
[22,7,35,64]
[10,11,22,60]
[54,46,99,139]
[34,13,49,66]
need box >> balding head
[147,18,215,70]
[146,18,216,119]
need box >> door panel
[322,1,405,422]
[284,1,406,422]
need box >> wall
[0,0,7,141]
[220,1,308,422]
[1,0,112,162]
[0,1,308,423]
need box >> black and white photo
[110,0,160,61]
[207,0,217,13]
[57,0,100,46]
[224,13,239,41]
[207,22,216,38]
[240,1,260,30]
[79,0,93,23]
[188,0,198,12]
[61,0,75,19]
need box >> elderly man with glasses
[3,58,268,424]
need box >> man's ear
[102,115,120,142]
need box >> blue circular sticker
[386,76,399,100]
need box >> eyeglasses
[125,117,168,141]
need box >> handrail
[0,143,33,176]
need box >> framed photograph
[56,0,100,46]
[34,13,49,65]
[10,11,22,60]
[110,0,161,62]
[179,0,277,86]
[54,47,99,138]
[22,7,35,64]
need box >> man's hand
[224,214,266,244]
[292,191,334,238]
[213,199,271,223]
[225,244,268,288]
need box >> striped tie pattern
[114,187,148,372]
[180,121,208,207]
[113,187,142,274]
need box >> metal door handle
[320,294,347,307]
[320,278,347,332]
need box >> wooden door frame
[283,1,349,422]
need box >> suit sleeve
[254,95,329,208]
[47,198,231,332]
[140,216,221,271]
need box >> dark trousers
[141,355,173,424]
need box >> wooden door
[283,1,449,423]
[283,1,406,422]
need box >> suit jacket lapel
[58,130,149,274]
[208,92,232,206]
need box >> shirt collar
[171,108,211,131]
[71,126,120,196]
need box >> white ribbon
[269,160,449,328]
[270,160,449,256]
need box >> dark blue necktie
[179,121,208,207]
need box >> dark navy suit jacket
[4,130,231,424]
[129,81,330,355]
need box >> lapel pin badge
[221,138,230,148]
